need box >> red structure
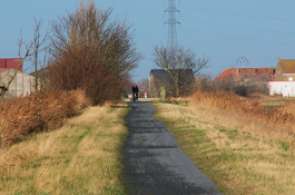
[0,58,23,72]
[216,67,276,82]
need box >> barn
[149,69,195,98]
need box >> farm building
[149,69,194,98]
[269,59,295,97]
[269,82,295,97]
[275,59,295,81]
[216,67,276,83]
[0,58,37,98]
[0,58,23,72]
[0,69,36,98]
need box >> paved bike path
[124,102,220,195]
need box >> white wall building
[0,69,36,98]
[268,59,295,97]
[269,81,295,97]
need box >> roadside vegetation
[155,91,295,195]
[48,2,137,104]
[0,90,89,146]
[0,104,128,195]
[0,2,137,145]
[0,2,136,194]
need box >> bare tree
[48,2,138,104]
[0,19,49,99]
[31,19,48,91]
[17,20,48,91]
[154,46,208,97]
[17,30,32,60]
[137,78,149,97]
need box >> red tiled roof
[216,67,275,81]
[0,58,23,71]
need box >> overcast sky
[1,0,295,80]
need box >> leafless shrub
[154,47,208,97]
[48,2,138,104]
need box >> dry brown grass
[155,91,295,194]
[191,91,295,137]
[0,90,90,146]
[155,101,295,195]
[0,104,128,194]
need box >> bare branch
[154,46,208,74]
[30,18,48,91]
[17,30,32,60]
[48,1,138,104]
[154,46,208,97]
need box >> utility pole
[165,0,181,96]
[166,0,180,53]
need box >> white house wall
[0,69,36,97]
[269,81,295,97]
[10,72,35,97]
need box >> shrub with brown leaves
[0,90,90,146]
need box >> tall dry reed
[191,91,295,129]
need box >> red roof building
[0,58,23,72]
[275,59,295,81]
[216,67,276,82]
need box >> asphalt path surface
[123,102,220,195]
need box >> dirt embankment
[0,90,90,146]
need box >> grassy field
[155,102,295,195]
[0,105,128,195]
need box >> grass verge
[155,102,295,195]
[0,104,128,195]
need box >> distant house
[216,67,275,83]
[275,59,295,81]
[269,59,295,97]
[0,58,37,98]
[0,69,36,98]
[0,58,23,72]
[149,69,194,98]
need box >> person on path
[135,85,139,100]
[132,85,139,102]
